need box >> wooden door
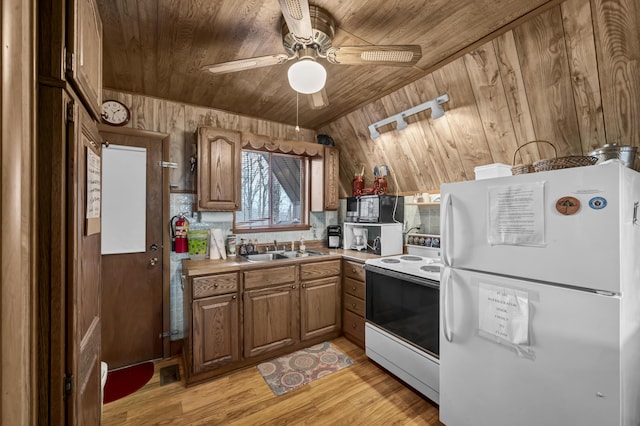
[243,284,299,358]
[301,276,341,340]
[99,130,165,369]
[67,101,103,425]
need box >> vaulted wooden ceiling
[97,0,559,129]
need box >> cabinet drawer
[343,293,365,317]
[193,273,238,298]
[343,276,365,299]
[342,260,365,281]
[244,265,296,289]
[343,309,365,347]
[300,259,341,281]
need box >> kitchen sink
[242,250,327,262]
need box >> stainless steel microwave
[346,194,404,223]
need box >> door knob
[150,257,158,266]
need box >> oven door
[365,264,440,358]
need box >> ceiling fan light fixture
[287,59,326,94]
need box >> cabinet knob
[291,285,296,289]
[352,323,357,329]
[302,284,306,288]
[232,295,237,299]
[352,268,357,273]
[351,303,356,308]
[214,283,218,287]
[352,286,356,291]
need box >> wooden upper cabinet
[311,146,339,211]
[67,0,103,121]
[196,127,242,211]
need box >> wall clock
[101,100,131,126]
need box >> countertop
[182,248,380,277]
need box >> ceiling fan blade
[278,0,314,44]
[306,89,329,110]
[201,54,291,74]
[325,45,422,66]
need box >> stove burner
[420,265,441,273]
[381,258,401,264]
[400,255,423,261]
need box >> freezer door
[440,267,623,426]
[440,162,635,293]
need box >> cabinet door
[310,146,339,211]
[197,127,242,211]
[67,0,103,120]
[192,293,239,374]
[244,284,299,358]
[301,276,340,340]
[323,146,339,210]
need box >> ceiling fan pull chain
[295,92,300,133]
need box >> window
[235,150,308,231]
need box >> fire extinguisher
[170,213,189,253]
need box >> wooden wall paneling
[403,76,462,187]
[130,94,163,131]
[394,86,446,191]
[561,0,607,153]
[379,93,421,193]
[360,101,400,193]
[432,59,494,180]
[162,101,190,190]
[493,31,540,166]
[327,112,374,198]
[591,0,640,147]
[513,6,582,158]
[463,43,521,165]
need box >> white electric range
[363,237,442,404]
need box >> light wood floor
[102,337,444,425]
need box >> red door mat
[103,362,154,404]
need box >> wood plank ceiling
[96,0,559,129]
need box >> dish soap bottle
[299,235,306,253]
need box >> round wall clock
[101,100,131,126]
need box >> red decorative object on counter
[373,177,387,194]
[352,175,364,196]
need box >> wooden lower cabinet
[192,293,239,374]
[342,259,366,348]
[301,276,341,340]
[243,283,300,358]
[182,258,344,385]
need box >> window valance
[241,132,323,157]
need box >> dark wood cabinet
[196,127,242,211]
[311,146,339,211]
[243,265,299,358]
[192,293,239,374]
[300,260,341,340]
[342,259,366,348]
[66,0,103,120]
[184,272,240,382]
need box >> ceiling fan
[201,0,422,109]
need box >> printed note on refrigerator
[478,283,529,346]
[488,182,545,246]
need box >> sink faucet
[273,240,279,251]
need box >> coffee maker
[327,225,342,248]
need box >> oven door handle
[442,266,453,342]
[442,192,453,267]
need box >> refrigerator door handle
[442,266,453,342]
[442,193,453,267]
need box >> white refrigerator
[439,161,640,426]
